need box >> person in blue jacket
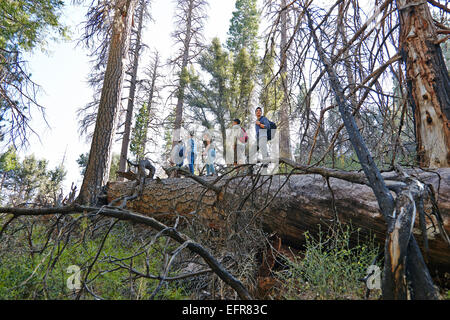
[187,131,197,175]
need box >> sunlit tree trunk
[78,0,138,205]
[118,0,146,180]
[173,0,194,143]
[279,0,291,159]
[141,52,161,158]
[396,0,450,167]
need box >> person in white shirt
[202,134,216,176]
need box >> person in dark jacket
[255,107,270,168]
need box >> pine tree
[1,154,66,206]
[226,0,260,56]
[226,0,260,126]
[130,103,150,161]
[77,0,138,205]
[186,38,233,155]
[0,0,68,145]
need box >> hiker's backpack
[178,146,184,158]
[239,127,249,144]
[266,118,277,141]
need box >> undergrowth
[275,224,382,300]
[0,215,190,300]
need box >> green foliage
[0,0,68,52]
[231,47,258,122]
[0,152,66,205]
[130,103,150,161]
[163,111,176,159]
[36,163,65,202]
[186,37,258,135]
[185,0,262,142]
[109,153,120,182]
[0,254,41,299]
[226,0,260,55]
[0,146,19,203]
[0,0,69,144]
[179,66,190,90]
[186,38,233,130]
[276,224,381,300]
[17,156,49,189]
[0,146,18,171]
[259,44,284,115]
[76,152,89,176]
[226,0,260,122]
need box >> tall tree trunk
[279,0,291,159]
[396,0,450,167]
[118,1,145,180]
[173,0,194,144]
[142,52,161,157]
[77,0,138,205]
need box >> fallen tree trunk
[106,167,450,276]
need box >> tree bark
[396,0,450,167]
[140,52,160,158]
[118,0,146,180]
[279,0,292,160]
[106,168,450,275]
[78,0,138,205]
[172,0,194,144]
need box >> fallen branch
[164,166,223,194]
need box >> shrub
[276,224,381,300]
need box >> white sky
[15,0,238,192]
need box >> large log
[106,168,450,275]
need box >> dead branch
[0,204,253,300]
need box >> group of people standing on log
[171,107,276,176]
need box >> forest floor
[1,214,448,300]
